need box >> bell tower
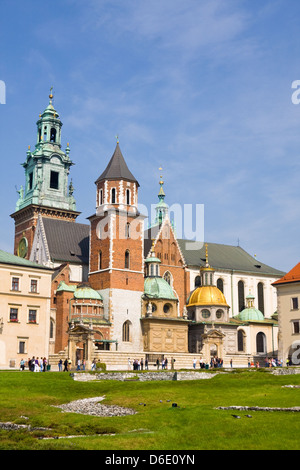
[88,140,145,351]
[11,89,80,259]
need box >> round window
[163,303,171,314]
[216,309,223,319]
[201,309,211,319]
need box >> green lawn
[0,369,299,450]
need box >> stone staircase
[49,350,260,371]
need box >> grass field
[0,368,299,451]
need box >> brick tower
[88,140,145,351]
[10,90,79,260]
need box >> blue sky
[1,0,300,273]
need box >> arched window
[163,271,172,286]
[195,275,201,287]
[238,280,245,312]
[125,223,130,238]
[50,320,54,339]
[50,127,56,143]
[126,189,130,205]
[122,320,131,342]
[111,188,116,204]
[125,250,130,269]
[237,329,246,352]
[257,282,264,315]
[256,332,266,353]
[99,189,103,206]
[98,250,102,270]
[217,278,224,293]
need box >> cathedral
[10,93,285,369]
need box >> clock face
[18,237,28,258]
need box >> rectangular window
[30,279,38,293]
[28,172,33,190]
[293,321,300,334]
[28,309,37,323]
[50,170,59,189]
[10,308,18,322]
[11,277,19,291]
[19,341,26,354]
[292,297,299,310]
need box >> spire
[154,166,169,226]
[205,243,210,267]
[200,243,215,286]
[95,141,139,185]
[158,167,165,201]
[13,92,77,214]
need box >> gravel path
[54,396,137,417]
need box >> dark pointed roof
[42,218,89,264]
[95,143,139,186]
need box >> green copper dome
[235,292,264,321]
[144,277,176,300]
[236,307,265,322]
[74,286,103,301]
[56,282,103,300]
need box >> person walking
[58,359,63,371]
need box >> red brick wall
[89,209,144,292]
[153,223,190,315]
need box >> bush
[96,362,106,371]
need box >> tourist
[76,359,81,371]
[193,358,196,369]
[64,358,69,371]
[82,359,86,370]
[128,358,131,370]
[230,358,233,368]
[145,358,148,370]
[43,357,47,372]
[19,359,25,371]
[156,358,160,370]
[58,359,63,371]
[165,357,168,369]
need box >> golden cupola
[187,244,229,307]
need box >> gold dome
[187,285,229,307]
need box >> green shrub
[96,362,106,371]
